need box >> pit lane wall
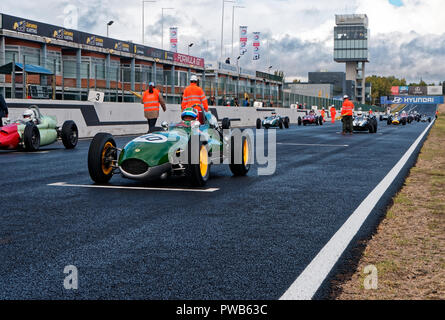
[5,99,308,138]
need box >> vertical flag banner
[239,26,248,56]
[170,27,178,53]
[253,32,260,60]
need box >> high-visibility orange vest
[369,109,373,114]
[142,89,161,112]
[321,110,325,118]
[181,83,209,112]
[341,99,354,116]
[330,107,336,115]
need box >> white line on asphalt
[1,151,50,154]
[48,182,220,193]
[277,143,349,147]
[280,120,435,300]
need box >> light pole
[188,43,194,55]
[161,7,174,50]
[142,0,157,44]
[231,5,244,59]
[220,0,235,61]
[107,20,114,37]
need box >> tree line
[366,75,442,105]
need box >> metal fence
[0,52,382,111]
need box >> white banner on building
[239,26,248,56]
[427,85,442,96]
[170,27,178,53]
[252,32,260,60]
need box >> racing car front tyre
[256,118,262,129]
[61,120,78,149]
[88,133,117,184]
[298,117,302,126]
[229,132,251,176]
[186,139,211,187]
[278,119,283,129]
[24,123,40,151]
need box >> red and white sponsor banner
[239,26,248,56]
[391,86,399,95]
[170,27,178,53]
[174,53,204,68]
[252,32,260,60]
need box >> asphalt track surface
[0,104,437,299]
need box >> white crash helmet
[23,109,36,122]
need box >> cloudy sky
[2,0,445,83]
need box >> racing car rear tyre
[24,123,40,151]
[298,117,302,126]
[88,133,117,184]
[256,118,262,129]
[222,118,231,130]
[229,131,251,176]
[319,117,323,126]
[278,119,283,129]
[61,120,78,149]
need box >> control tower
[334,14,369,104]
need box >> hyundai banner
[170,27,178,53]
[239,26,248,56]
[252,32,260,60]
[381,96,444,105]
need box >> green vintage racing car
[88,107,252,187]
[256,112,290,129]
[0,106,78,151]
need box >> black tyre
[428,117,431,123]
[229,132,251,176]
[222,117,231,130]
[186,137,210,187]
[387,118,392,125]
[278,119,283,129]
[380,115,383,121]
[256,118,262,129]
[319,117,323,126]
[284,117,290,129]
[23,123,40,151]
[61,120,78,149]
[368,124,374,134]
[402,119,407,126]
[88,133,117,184]
[298,117,302,126]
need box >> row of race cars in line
[380,110,432,125]
[0,105,434,188]
[256,110,324,130]
[256,110,378,133]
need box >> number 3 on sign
[88,90,104,103]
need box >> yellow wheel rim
[243,139,249,165]
[199,145,209,177]
[101,142,113,175]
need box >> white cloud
[1,0,445,82]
